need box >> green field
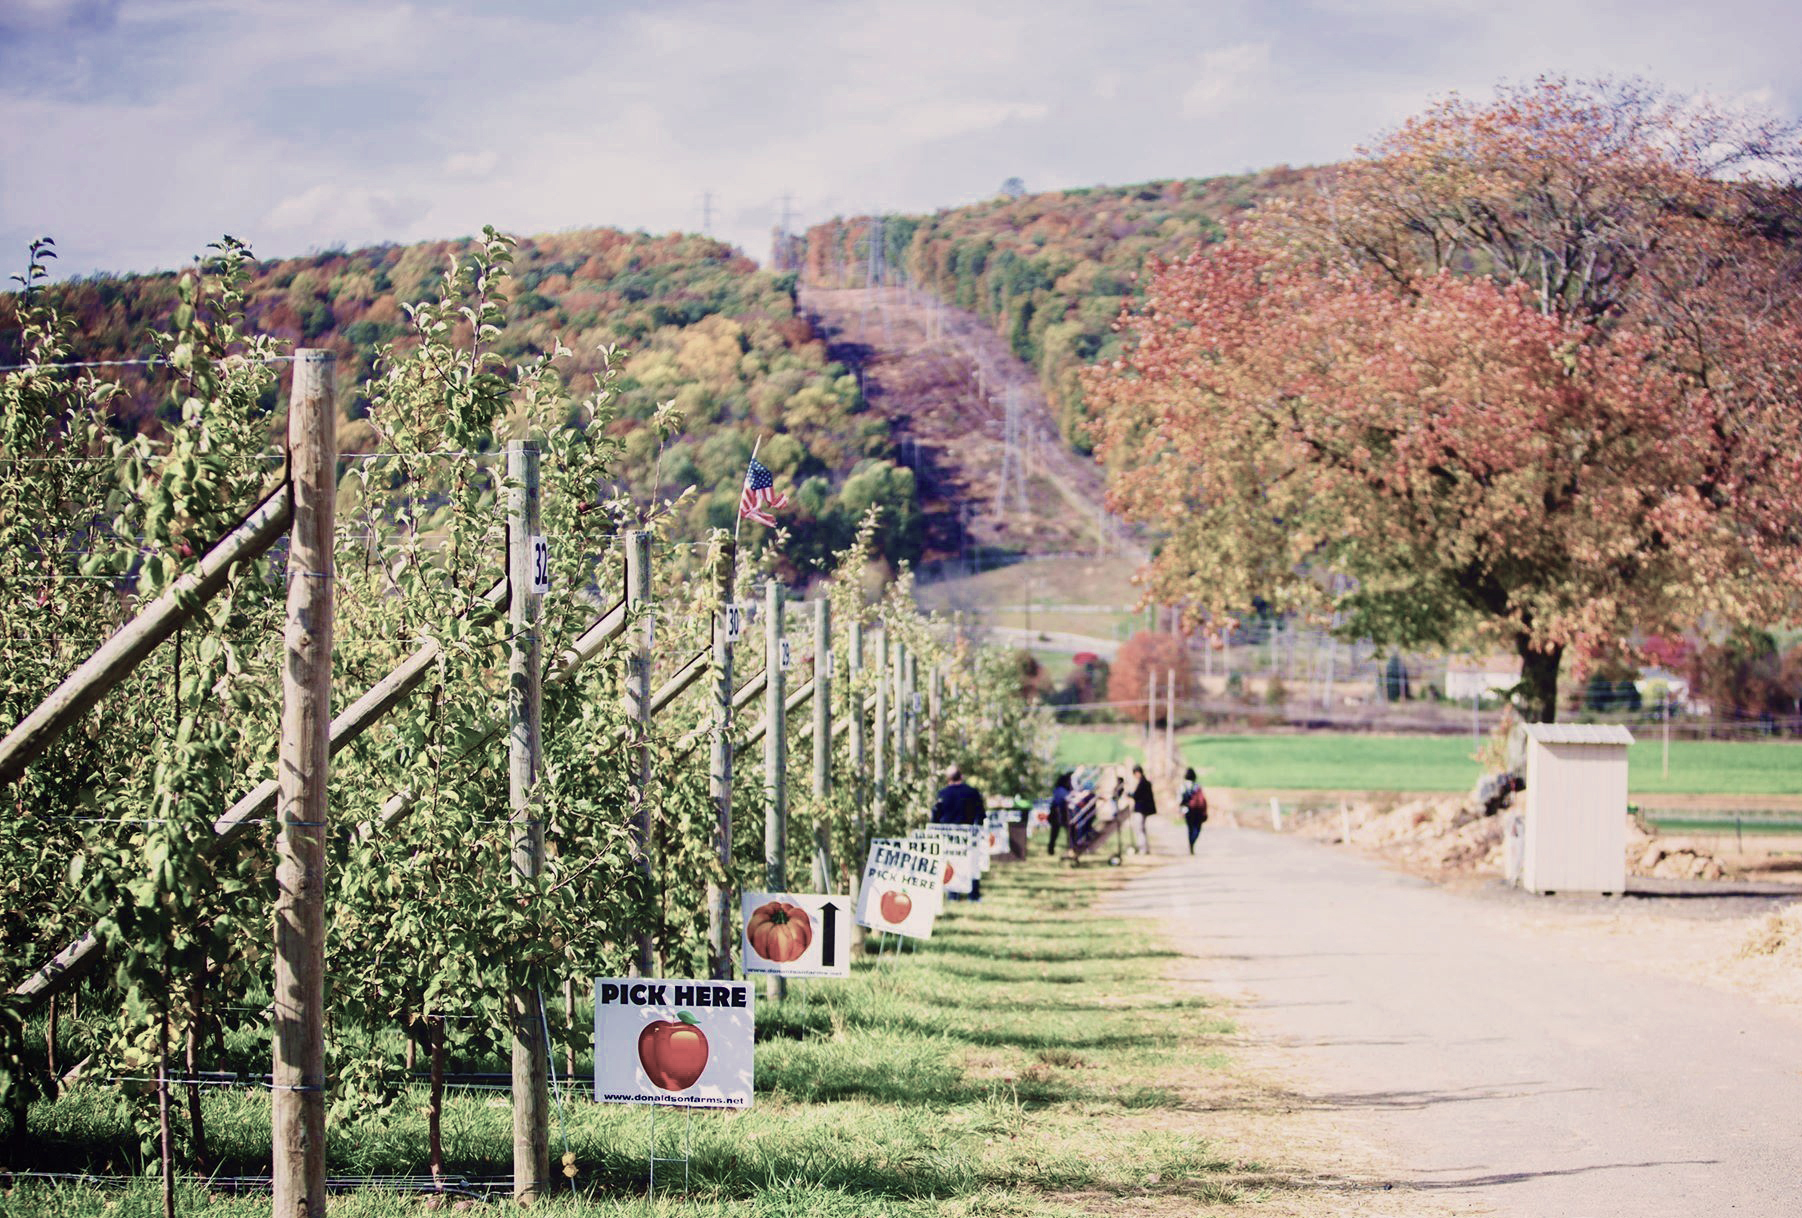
[1054,728,1802,796]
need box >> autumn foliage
[1089,78,1802,721]
[1108,631,1192,724]
[0,228,913,574]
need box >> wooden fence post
[707,540,736,979]
[928,665,942,763]
[0,486,294,789]
[763,581,787,1001]
[272,349,334,1218]
[1147,668,1158,752]
[905,652,919,760]
[891,640,907,782]
[847,618,866,927]
[811,598,832,891]
[872,626,888,810]
[507,440,549,1203]
[1166,666,1176,769]
[625,530,654,977]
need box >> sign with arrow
[740,892,852,978]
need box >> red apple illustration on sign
[879,888,913,924]
[942,862,954,885]
[638,1012,709,1091]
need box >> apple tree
[1088,77,1802,721]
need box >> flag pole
[734,434,764,552]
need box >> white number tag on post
[726,604,745,642]
[529,535,551,594]
[779,638,793,671]
[912,692,922,714]
[824,651,835,679]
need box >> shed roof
[1523,723,1635,747]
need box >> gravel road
[1105,820,1802,1216]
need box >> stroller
[1062,766,1128,864]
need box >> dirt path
[1104,816,1802,1216]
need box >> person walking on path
[1047,771,1073,856]
[933,764,987,899]
[1178,766,1208,854]
[1127,764,1157,854]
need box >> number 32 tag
[529,535,551,594]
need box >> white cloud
[444,150,499,178]
[1181,43,1273,119]
[3,0,1800,278]
[263,185,427,245]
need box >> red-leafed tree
[1088,77,1802,721]
[1109,631,1193,724]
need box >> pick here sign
[856,839,944,938]
[593,978,754,1109]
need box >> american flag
[738,456,789,527]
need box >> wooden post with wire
[872,626,889,808]
[891,640,907,780]
[272,349,334,1218]
[707,538,736,979]
[1146,669,1158,756]
[905,652,919,760]
[764,580,787,1001]
[812,598,833,890]
[1166,667,1176,770]
[625,530,653,976]
[507,440,549,1202]
[847,617,866,937]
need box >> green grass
[1180,734,1482,792]
[1052,727,1141,768]
[5,857,1259,1216]
[1621,739,1802,796]
[1054,729,1802,796]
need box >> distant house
[1634,667,1692,710]
[1444,655,1522,701]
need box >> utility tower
[702,191,714,236]
[995,383,1029,515]
[865,214,890,344]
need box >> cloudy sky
[4,0,1801,279]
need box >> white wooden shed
[1520,723,1634,896]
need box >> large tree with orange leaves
[1089,78,1802,721]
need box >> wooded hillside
[1,229,917,575]
[796,168,1319,450]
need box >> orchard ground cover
[1054,728,1802,797]
[6,848,1428,1217]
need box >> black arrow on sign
[818,902,839,968]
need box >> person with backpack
[1179,766,1209,854]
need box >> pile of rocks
[1300,791,1728,884]
[1299,795,1504,879]
[1626,817,1728,880]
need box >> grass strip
[1056,729,1802,797]
[8,852,1269,1216]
